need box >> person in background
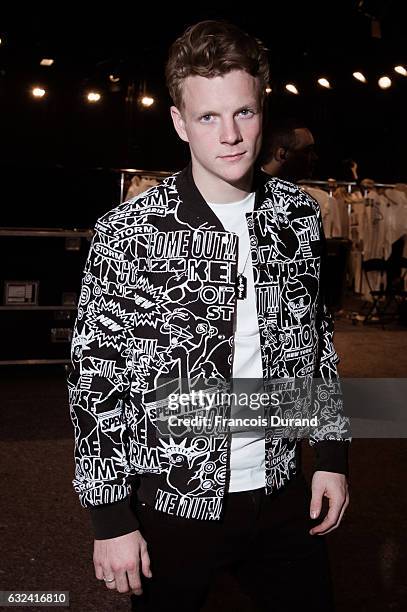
[259,117,318,182]
[125,174,160,200]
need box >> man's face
[282,128,317,181]
[170,70,263,188]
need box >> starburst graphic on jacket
[131,355,151,391]
[134,276,169,328]
[87,298,133,351]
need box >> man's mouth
[219,152,246,161]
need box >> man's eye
[238,109,254,118]
[200,115,213,123]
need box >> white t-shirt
[206,193,265,492]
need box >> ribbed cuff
[314,440,350,477]
[89,497,140,540]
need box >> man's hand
[309,471,349,536]
[93,530,152,595]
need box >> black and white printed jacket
[68,164,350,539]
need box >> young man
[68,20,350,611]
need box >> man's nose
[219,119,243,145]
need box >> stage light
[394,65,407,76]
[317,78,331,89]
[32,87,46,98]
[40,59,54,66]
[87,92,101,102]
[353,71,367,83]
[265,86,272,94]
[378,76,391,89]
[285,83,299,95]
[109,74,120,83]
[140,95,154,107]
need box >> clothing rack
[298,179,400,202]
[298,179,397,189]
[299,179,407,297]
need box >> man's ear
[276,147,288,162]
[170,106,189,143]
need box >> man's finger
[310,498,344,535]
[94,563,105,581]
[127,567,143,596]
[103,572,117,591]
[141,545,152,578]
[114,570,130,594]
[332,494,350,531]
[309,484,324,519]
[314,497,348,536]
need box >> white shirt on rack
[302,185,342,238]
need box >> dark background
[0,1,406,226]
[1,6,407,610]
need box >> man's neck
[192,163,254,204]
[261,159,281,177]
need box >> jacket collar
[175,163,223,231]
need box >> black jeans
[130,473,334,611]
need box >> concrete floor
[0,312,406,611]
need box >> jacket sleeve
[309,205,351,477]
[67,216,140,539]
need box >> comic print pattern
[68,169,350,521]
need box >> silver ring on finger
[104,577,116,583]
